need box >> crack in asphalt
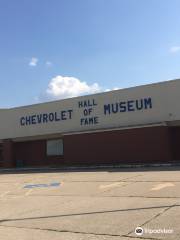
[0,224,162,239]
[140,204,177,227]
[5,193,180,199]
[0,224,122,237]
[126,203,178,236]
[122,235,161,240]
[102,195,180,199]
[56,180,180,183]
[1,180,180,183]
[0,204,179,224]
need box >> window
[46,139,63,156]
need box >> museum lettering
[104,97,152,115]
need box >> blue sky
[1,0,180,107]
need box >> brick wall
[1,126,175,167]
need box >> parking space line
[0,191,10,199]
[151,183,175,191]
[99,182,124,190]
[25,189,33,196]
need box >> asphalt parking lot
[0,167,180,240]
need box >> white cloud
[46,75,102,100]
[29,57,38,66]
[169,46,180,53]
[45,61,53,67]
[105,87,120,92]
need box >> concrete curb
[0,162,180,173]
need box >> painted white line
[25,189,33,196]
[0,191,10,198]
[151,183,175,191]
[99,182,123,190]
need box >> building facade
[0,79,180,168]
